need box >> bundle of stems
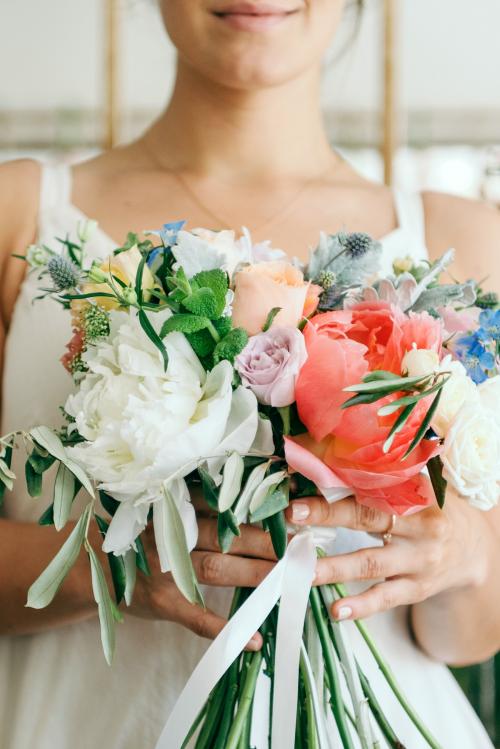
[185,544,443,749]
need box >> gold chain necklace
[142,138,341,234]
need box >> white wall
[1,0,499,143]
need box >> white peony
[441,403,500,510]
[65,309,266,563]
[431,358,479,437]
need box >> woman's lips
[213,4,298,32]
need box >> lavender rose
[235,326,307,408]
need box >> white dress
[0,161,493,749]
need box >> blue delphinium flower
[454,332,495,384]
[477,308,500,343]
[146,220,186,266]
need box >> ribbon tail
[271,530,317,749]
[155,553,288,749]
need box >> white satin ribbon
[155,528,317,749]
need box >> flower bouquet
[3,219,500,749]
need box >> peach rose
[231,261,311,335]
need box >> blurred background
[2,0,500,743]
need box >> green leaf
[213,328,249,365]
[383,403,417,453]
[123,548,137,606]
[95,514,127,605]
[161,313,211,336]
[262,307,282,332]
[378,378,448,417]
[138,309,169,372]
[53,462,77,531]
[38,503,55,526]
[198,466,219,511]
[341,391,387,410]
[135,255,146,305]
[191,269,228,317]
[28,450,56,474]
[218,452,245,512]
[27,505,91,609]
[0,446,13,505]
[249,470,288,516]
[250,478,289,523]
[25,459,43,497]
[30,426,95,497]
[135,535,151,576]
[427,455,447,509]
[217,511,236,554]
[223,508,240,536]
[87,544,119,665]
[234,460,271,524]
[157,485,203,605]
[363,370,401,383]
[99,490,120,517]
[343,373,431,394]
[182,287,219,318]
[267,511,288,559]
[402,389,443,460]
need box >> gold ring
[382,514,397,545]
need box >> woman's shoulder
[421,191,500,289]
[0,158,41,251]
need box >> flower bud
[88,261,109,284]
[401,348,440,378]
[120,287,138,306]
[77,219,98,244]
[393,255,414,275]
[26,244,50,269]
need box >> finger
[197,518,277,561]
[314,542,422,586]
[286,497,415,537]
[330,577,424,621]
[192,550,275,588]
[178,598,263,651]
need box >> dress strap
[392,189,427,247]
[39,161,72,214]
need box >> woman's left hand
[285,491,490,621]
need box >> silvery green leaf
[123,548,137,606]
[88,544,118,665]
[249,470,288,515]
[153,484,203,605]
[53,462,76,531]
[27,504,91,609]
[234,460,271,524]
[305,232,343,281]
[250,479,289,524]
[411,281,477,313]
[0,458,15,481]
[30,426,94,497]
[218,452,245,512]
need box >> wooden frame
[382,0,398,186]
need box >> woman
[1,2,499,747]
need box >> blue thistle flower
[47,255,80,290]
[339,232,374,259]
[454,332,495,384]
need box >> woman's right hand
[128,518,277,650]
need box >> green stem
[300,650,320,749]
[357,668,407,749]
[333,583,443,749]
[194,678,227,749]
[225,651,263,749]
[213,657,241,749]
[237,693,254,749]
[207,321,221,343]
[310,588,355,749]
[181,704,208,749]
[277,406,291,436]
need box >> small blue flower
[477,308,500,343]
[455,332,495,384]
[147,220,186,248]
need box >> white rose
[401,348,440,379]
[479,375,500,428]
[65,309,262,560]
[432,359,479,437]
[441,403,500,510]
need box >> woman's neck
[145,58,336,182]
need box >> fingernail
[336,606,353,621]
[248,634,261,651]
[292,503,310,522]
